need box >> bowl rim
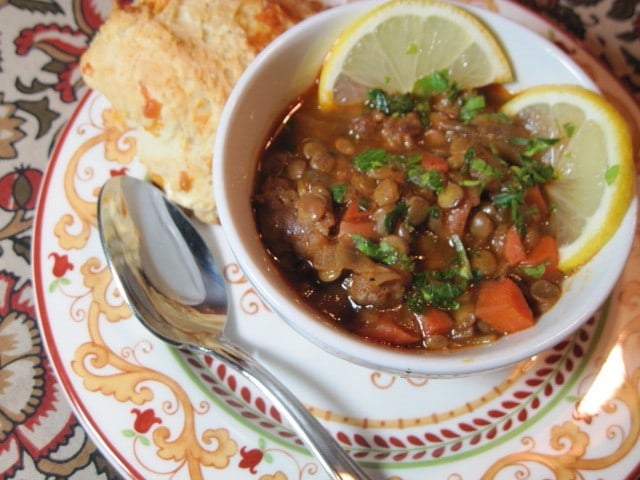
[213,0,638,376]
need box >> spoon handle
[207,340,370,480]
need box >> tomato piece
[338,220,377,238]
[421,153,449,172]
[341,201,370,222]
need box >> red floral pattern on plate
[3,0,640,479]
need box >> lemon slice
[501,85,635,273]
[318,0,513,109]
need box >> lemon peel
[318,0,513,109]
[501,84,634,272]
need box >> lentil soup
[252,75,564,350]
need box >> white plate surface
[33,1,640,479]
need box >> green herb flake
[488,144,556,235]
[406,270,463,312]
[463,148,503,186]
[428,206,441,218]
[511,157,555,187]
[406,42,419,55]
[493,111,512,124]
[332,183,347,203]
[405,155,444,192]
[564,122,576,137]
[352,234,414,270]
[353,149,392,172]
[413,70,451,97]
[450,235,472,280]
[366,89,415,115]
[405,236,476,313]
[493,188,526,234]
[464,147,477,165]
[460,94,486,123]
[605,165,620,185]
[510,136,559,157]
[460,179,482,187]
[355,148,450,193]
[519,263,547,279]
[406,165,445,193]
[358,197,371,211]
[384,202,408,234]
[470,158,503,179]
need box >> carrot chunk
[356,311,422,345]
[523,235,563,280]
[475,277,534,333]
[523,235,559,267]
[418,308,455,335]
[524,185,549,218]
[503,225,526,266]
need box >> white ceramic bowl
[214,0,637,376]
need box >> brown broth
[252,81,564,350]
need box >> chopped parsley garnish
[353,149,445,193]
[358,197,372,211]
[492,189,526,209]
[384,202,408,234]
[413,70,452,97]
[451,234,472,280]
[406,163,445,193]
[491,111,512,124]
[353,149,392,171]
[406,269,464,312]
[466,148,504,181]
[605,165,620,185]
[471,158,501,176]
[509,136,559,157]
[493,188,526,234]
[405,236,475,313]
[519,263,547,279]
[332,183,347,203]
[406,42,419,55]
[511,157,555,187]
[365,88,431,124]
[460,94,486,123]
[460,179,483,187]
[564,122,576,137]
[489,141,556,233]
[366,89,416,116]
[428,206,441,218]
[351,234,414,270]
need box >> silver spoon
[97,175,369,480]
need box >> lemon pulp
[318,0,512,109]
[501,85,634,272]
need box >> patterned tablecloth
[0,1,638,479]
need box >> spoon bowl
[97,175,368,480]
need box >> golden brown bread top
[81,0,323,223]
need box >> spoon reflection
[97,175,369,480]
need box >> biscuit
[81,0,322,222]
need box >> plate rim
[31,1,640,479]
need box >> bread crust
[81,0,322,222]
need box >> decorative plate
[33,1,640,479]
